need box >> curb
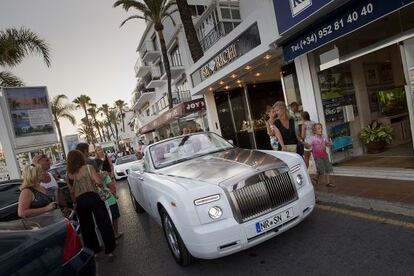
[332,167,414,181]
[316,191,414,217]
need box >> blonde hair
[272,101,287,110]
[20,164,42,190]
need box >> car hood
[115,161,140,170]
[157,148,286,185]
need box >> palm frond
[60,112,76,125]
[0,71,24,86]
[0,27,51,67]
[120,15,148,27]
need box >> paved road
[97,180,414,276]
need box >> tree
[0,27,50,86]
[73,95,94,146]
[114,0,177,109]
[100,104,116,139]
[175,0,203,62]
[114,99,127,132]
[88,103,104,142]
[51,94,76,159]
[108,109,120,144]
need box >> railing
[142,67,162,86]
[134,55,148,75]
[172,90,191,105]
[139,40,158,58]
[198,21,226,52]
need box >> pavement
[312,174,414,217]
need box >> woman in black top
[272,101,300,153]
[18,164,58,218]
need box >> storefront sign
[184,98,206,113]
[273,0,338,34]
[139,99,206,134]
[191,23,261,87]
[2,86,57,150]
[200,44,238,80]
[282,0,414,61]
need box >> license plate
[255,208,294,233]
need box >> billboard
[63,134,79,154]
[1,86,57,151]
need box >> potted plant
[359,121,393,153]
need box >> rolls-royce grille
[233,172,297,221]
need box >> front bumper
[115,169,129,180]
[184,184,315,259]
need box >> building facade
[273,0,414,163]
[132,0,211,144]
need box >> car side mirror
[130,162,144,174]
[228,139,234,145]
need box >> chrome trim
[230,171,298,222]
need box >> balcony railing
[139,40,157,57]
[199,21,226,52]
[172,90,191,105]
[142,67,162,87]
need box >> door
[214,88,254,149]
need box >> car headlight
[296,174,304,187]
[208,206,223,219]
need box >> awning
[276,0,414,61]
[139,98,206,134]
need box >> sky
[0,0,146,136]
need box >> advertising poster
[63,134,79,154]
[2,87,57,151]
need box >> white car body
[127,132,315,265]
[113,155,140,180]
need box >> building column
[204,91,222,135]
[294,54,324,124]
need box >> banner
[2,87,58,150]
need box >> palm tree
[0,27,51,86]
[77,124,91,144]
[73,95,94,144]
[51,94,76,159]
[79,117,97,144]
[175,0,203,62]
[114,0,177,109]
[108,109,120,143]
[88,103,103,142]
[114,99,127,132]
[100,104,115,138]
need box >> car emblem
[251,161,258,169]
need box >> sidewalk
[312,175,414,217]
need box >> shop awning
[276,0,414,61]
[139,98,205,134]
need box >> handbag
[87,165,111,201]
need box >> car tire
[128,184,145,214]
[160,208,194,266]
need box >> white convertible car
[127,132,315,266]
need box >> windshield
[115,155,138,165]
[149,132,234,169]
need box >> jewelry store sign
[191,23,261,87]
[200,44,238,80]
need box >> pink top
[307,135,329,160]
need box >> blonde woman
[18,164,58,218]
[272,101,299,153]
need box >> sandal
[326,183,336,188]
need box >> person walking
[18,164,58,218]
[66,150,116,257]
[300,111,316,168]
[265,105,278,150]
[305,123,335,187]
[272,101,300,153]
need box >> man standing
[32,154,59,201]
[75,143,99,172]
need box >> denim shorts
[109,203,120,220]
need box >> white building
[132,0,211,143]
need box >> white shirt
[40,172,58,201]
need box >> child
[300,111,315,168]
[305,123,335,187]
[96,159,124,239]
